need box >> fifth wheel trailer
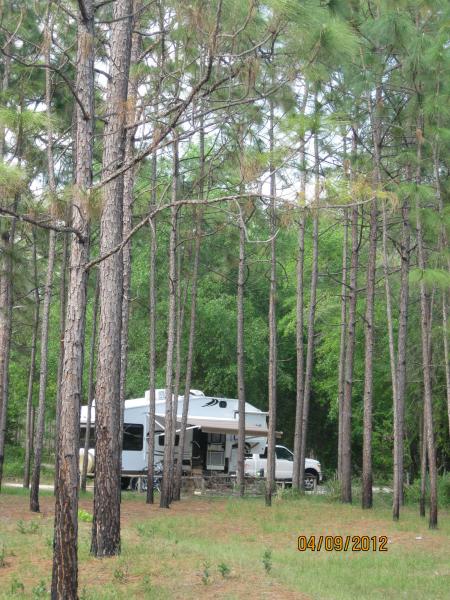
[79,389,322,488]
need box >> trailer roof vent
[219,400,227,408]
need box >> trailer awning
[154,413,281,438]
[187,416,269,436]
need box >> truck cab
[244,445,322,490]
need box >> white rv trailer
[79,389,270,488]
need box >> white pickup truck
[245,445,322,490]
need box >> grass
[0,487,449,599]
[3,446,55,485]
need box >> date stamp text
[297,535,388,552]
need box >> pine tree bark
[292,86,308,490]
[0,58,17,490]
[341,131,359,503]
[292,207,305,489]
[91,0,133,557]
[24,231,40,488]
[0,217,15,491]
[173,210,202,501]
[174,108,204,502]
[51,1,94,595]
[393,196,410,519]
[415,120,438,529]
[265,96,277,507]
[416,210,438,528]
[54,231,68,496]
[361,197,377,509]
[170,245,189,500]
[443,294,450,435]
[160,135,179,509]
[419,407,427,517]
[119,0,142,462]
[337,208,348,480]
[237,207,246,497]
[298,130,320,492]
[382,200,399,514]
[146,147,158,505]
[146,0,165,505]
[30,230,56,512]
[361,85,381,509]
[30,18,57,512]
[80,273,100,492]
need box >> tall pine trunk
[30,230,56,512]
[0,211,15,490]
[265,96,277,507]
[51,1,94,595]
[341,131,359,503]
[292,207,305,489]
[54,231,68,496]
[361,197,377,509]
[174,209,202,501]
[415,117,437,529]
[237,207,246,497]
[91,0,132,557]
[393,196,410,519]
[298,129,319,492]
[174,106,205,503]
[160,135,179,509]
[362,85,381,509]
[80,273,100,492]
[419,407,427,517]
[24,231,40,488]
[120,0,141,463]
[146,147,158,505]
[0,67,18,491]
[337,208,348,480]
[170,245,189,500]
[416,210,438,528]
[146,0,165,505]
[292,86,308,490]
[30,18,57,512]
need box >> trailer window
[158,434,180,446]
[123,423,144,451]
[80,426,95,449]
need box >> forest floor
[0,487,449,599]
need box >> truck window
[275,446,293,461]
[123,423,144,451]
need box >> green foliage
[0,544,6,568]
[113,563,129,584]
[78,509,93,523]
[0,107,56,134]
[0,161,26,195]
[31,580,47,599]
[262,548,272,573]
[409,268,450,291]
[9,577,25,595]
[218,561,231,578]
[16,520,39,535]
[201,560,211,585]
[404,474,450,508]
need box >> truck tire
[304,471,317,491]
